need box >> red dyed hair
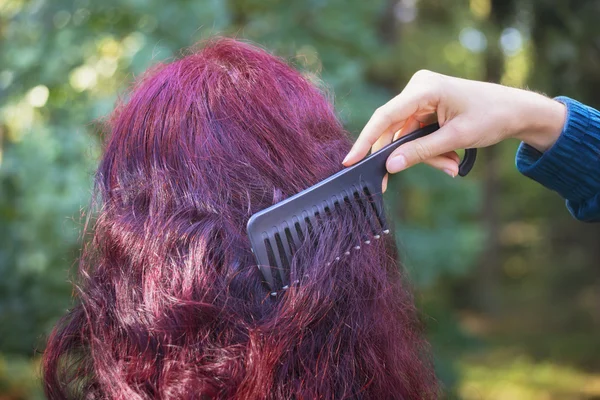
[43,38,436,399]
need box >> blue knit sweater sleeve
[515,96,600,222]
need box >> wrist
[513,91,566,152]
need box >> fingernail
[443,168,456,178]
[342,153,351,165]
[387,154,407,172]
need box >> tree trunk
[471,0,511,315]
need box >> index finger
[343,91,421,166]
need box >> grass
[0,355,43,400]
[3,351,600,399]
[459,351,600,400]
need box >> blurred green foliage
[1,0,600,398]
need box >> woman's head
[43,38,436,399]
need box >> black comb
[247,123,477,293]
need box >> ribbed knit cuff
[516,96,600,221]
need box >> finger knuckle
[410,70,443,99]
[445,123,470,147]
[413,69,432,80]
[374,106,392,125]
[413,141,432,162]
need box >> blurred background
[1,0,600,398]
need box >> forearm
[516,97,600,222]
[513,90,566,152]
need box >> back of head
[43,38,436,399]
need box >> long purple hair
[43,38,436,399]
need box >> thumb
[386,123,462,173]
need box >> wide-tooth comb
[247,123,477,293]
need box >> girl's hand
[342,70,566,187]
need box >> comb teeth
[248,124,477,296]
[252,184,389,292]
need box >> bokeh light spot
[26,85,49,108]
[459,27,487,53]
[69,65,98,92]
[500,27,524,56]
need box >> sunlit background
[2,0,600,398]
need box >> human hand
[342,70,566,189]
